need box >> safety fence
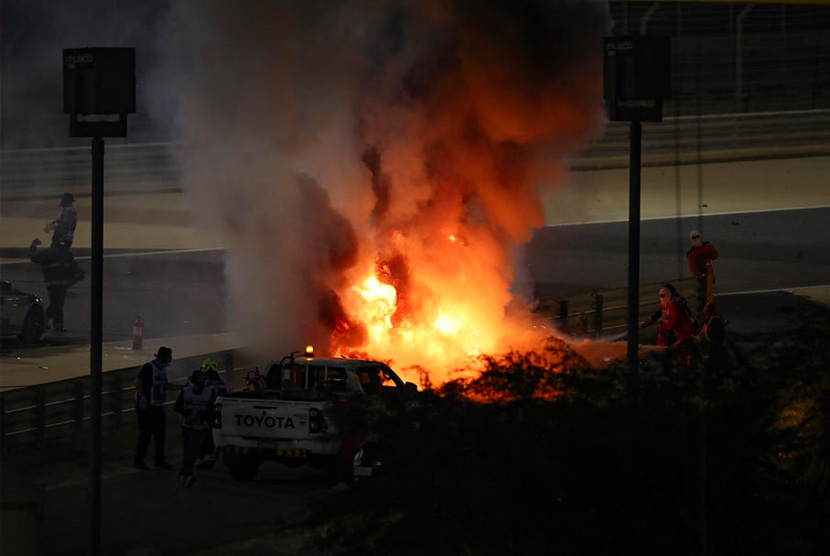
[1,110,829,201]
[0,142,185,200]
[535,276,700,341]
[575,109,830,170]
[0,349,239,454]
[608,1,830,115]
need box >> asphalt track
[3,206,830,338]
[527,206,830,297]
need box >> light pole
[63,47,135,556]
[602,36,671,384]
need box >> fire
[168,1,612,388]
[334,239,550,386]
[352,276,397,346]
[443,229,459,244]
[434,310,463,335]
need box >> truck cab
[265,355,407,397]
[213,351,416,481]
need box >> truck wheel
[225,454,260,481]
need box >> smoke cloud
[153,0,610,382]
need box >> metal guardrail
[0,349,238,453]
[0,142,185,200]
[573,109,830,170]
[535,276,701,340]
[1,111,829,200]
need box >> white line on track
[665,107,830,122]
[546,204,830,227]
[0,141,185,154]
[717,286,829,297]
[5,206,829,263]
[0,246,225,265]
[73,246,225,260]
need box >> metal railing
[2,110,828,202]
[609,1,830,115]
[535,276,700,340]
[0,142,185,200]
[0,349,238,453]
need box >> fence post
[35,387,46,449]
[73,380,85,445]
[736,3,755,110]
[593,294,604,338]
[559,299,569,332]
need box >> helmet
[200,358,218,374]
[690,230,702,246]
[155,346,172,365]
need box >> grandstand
[1,1,827,148]
[608,1,830,114]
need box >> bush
[300,304,830,555]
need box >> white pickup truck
[213,349,417,481]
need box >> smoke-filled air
[153,0,612,386]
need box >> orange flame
[333,223,553,387]
[352,275,397,346]
[169,1,613,386]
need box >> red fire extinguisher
[132,316,144,350]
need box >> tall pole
[627,120,642,377]
[90,135,104,556]
[735,4,754,111]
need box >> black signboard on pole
[63,46,135,556]
[603,36,671,380]
[63,47,135,137]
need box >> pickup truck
[212,349,417,481]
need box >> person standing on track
[133,346,178,470]
[44,192,78,248]
[28,236,77,332]
[686,229,719,311]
